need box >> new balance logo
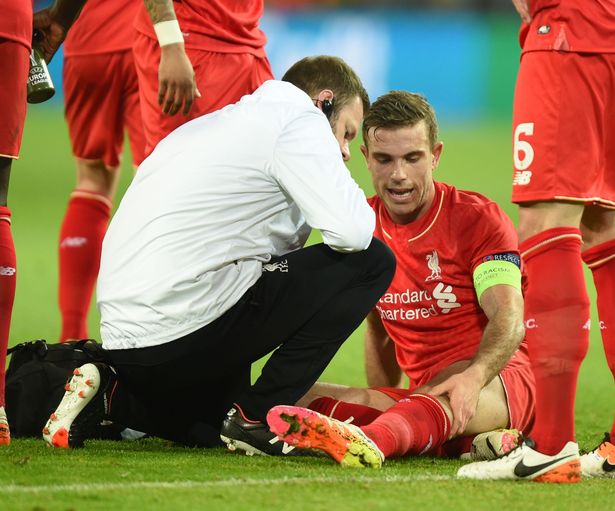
[0,266,16,277]
[432,282,460,314]
[61,237,88,248]
[263,260,288,272]
[268,435,295,454]
[513,171,532,186]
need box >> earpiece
[321,98,334,119]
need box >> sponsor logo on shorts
[513,170,533,186]
[0,266,16,277]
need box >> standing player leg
[58,52,136,341]
[580,206,615,477]
[509,52,604,457]
[58,164,116,341]
[518,210,589,455]
[0,159,16,447]
[0,39,30,446]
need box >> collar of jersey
[378,181,445,244]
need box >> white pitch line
[2,474,454,494]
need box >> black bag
[4,339,109,438]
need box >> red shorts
[0,40,29,159]
[372,350,535,434]
[133,33,273,156]
[63,50,145,168]
[512,51,615,207]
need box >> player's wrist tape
[473,260,522,302]
[153,20,184,47]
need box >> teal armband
[473,260,522,302]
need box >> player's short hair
[362,90,439,149]
[282,56,370,121]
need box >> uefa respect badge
[26,46,55,104]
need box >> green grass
[2,109,615,510]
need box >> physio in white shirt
[63,56,397,452]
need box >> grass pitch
[2,109,614,510]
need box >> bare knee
[518,202,584,242]
[74,158,121,200]
[462,377,510,436]
[581,206,615,249]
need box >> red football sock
[0,208,16,408]
[582,239,615,439]
[361,394,450,458]
[521,227,589,454]
[307,397,383,426]
[58,190,111,341]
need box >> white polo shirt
[97,80,375,350]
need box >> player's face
[330,96,364,161]
[362,121,443,224]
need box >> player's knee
[75,158,120,197]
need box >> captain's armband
[473,259,522,302]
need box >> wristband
[473,260,522,302]
[153,20,184,47]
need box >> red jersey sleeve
[454,190,520,273]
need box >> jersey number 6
[513,122,535,171]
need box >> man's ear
[316,89,334,103]
[432,142,444,170]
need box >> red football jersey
[520,0,615,53]
[0,0,32,50]
[369,181,521,388]
[135,0,267,56]
[63,0,140,57]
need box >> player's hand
[512,0,531,23]
[158,43,201,116]
[33,8,67,62]
[429,371,482,438]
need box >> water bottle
[26,45,55,104]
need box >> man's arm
[512,0,531,22]
[33,0,87,61]
[429,284,525,437]
[144,0,199,116]
[365,310,404,388]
